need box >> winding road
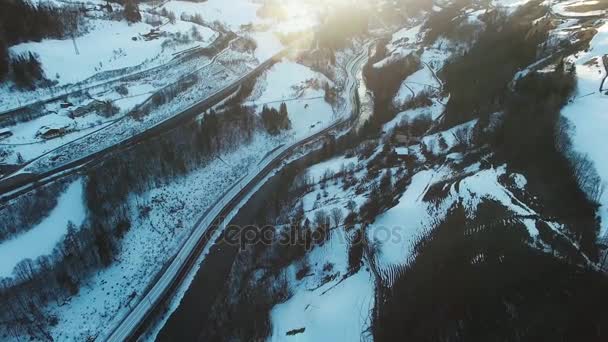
[103,41,373,342]
[0,37,296,202]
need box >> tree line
[0,180,69,242]
[440,5,549,127]
[373,201,608,341]
[260,103,291,135]
[488,62,602,260]
[0,0,85,88]
[360,41,422,137]
[0,102,281,339]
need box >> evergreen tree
[0,0,70,46]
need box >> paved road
[0,40,294,202]
[103,42,373,342]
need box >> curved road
[103,41,373,342]
[0,38,296,202]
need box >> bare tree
[330,207,344,228]
[571,153,605,203]
[453,126,470,147]
[346,200,357,212]
[314,209,330,229]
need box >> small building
[395,146,409,156]
[0,129,12,141]
[37,125,70,140]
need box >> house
[395,146,409,156]
[0,129,12,141]
[36,124,71,140]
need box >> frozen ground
[247,59,336,137]
[159,0,261,31]
[0,178,84,278]
[270,261,375,341]
[249,31,285,61]
[561,20,608,236]
[9,19,213,87]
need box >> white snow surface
[248,59,335,137]
[368,167,451,267]
[561,21,608,236]
[270,267,375,341]
[249,31,285,61]
[0,178,85,279]
[9,19,206,86]
[160,0,261,30]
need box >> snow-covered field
[267,152,377,340]
[270,260,375,341]
[2,17,218,111]
[247,59,335,137]
[266,126,556,341]
[561,20,608,236]
[9,19,214,86]
[0,0,332,168]
[0,178,84,278]
[159,0,261,31]
[0,0,345,168]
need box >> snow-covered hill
[1,0,608,341]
